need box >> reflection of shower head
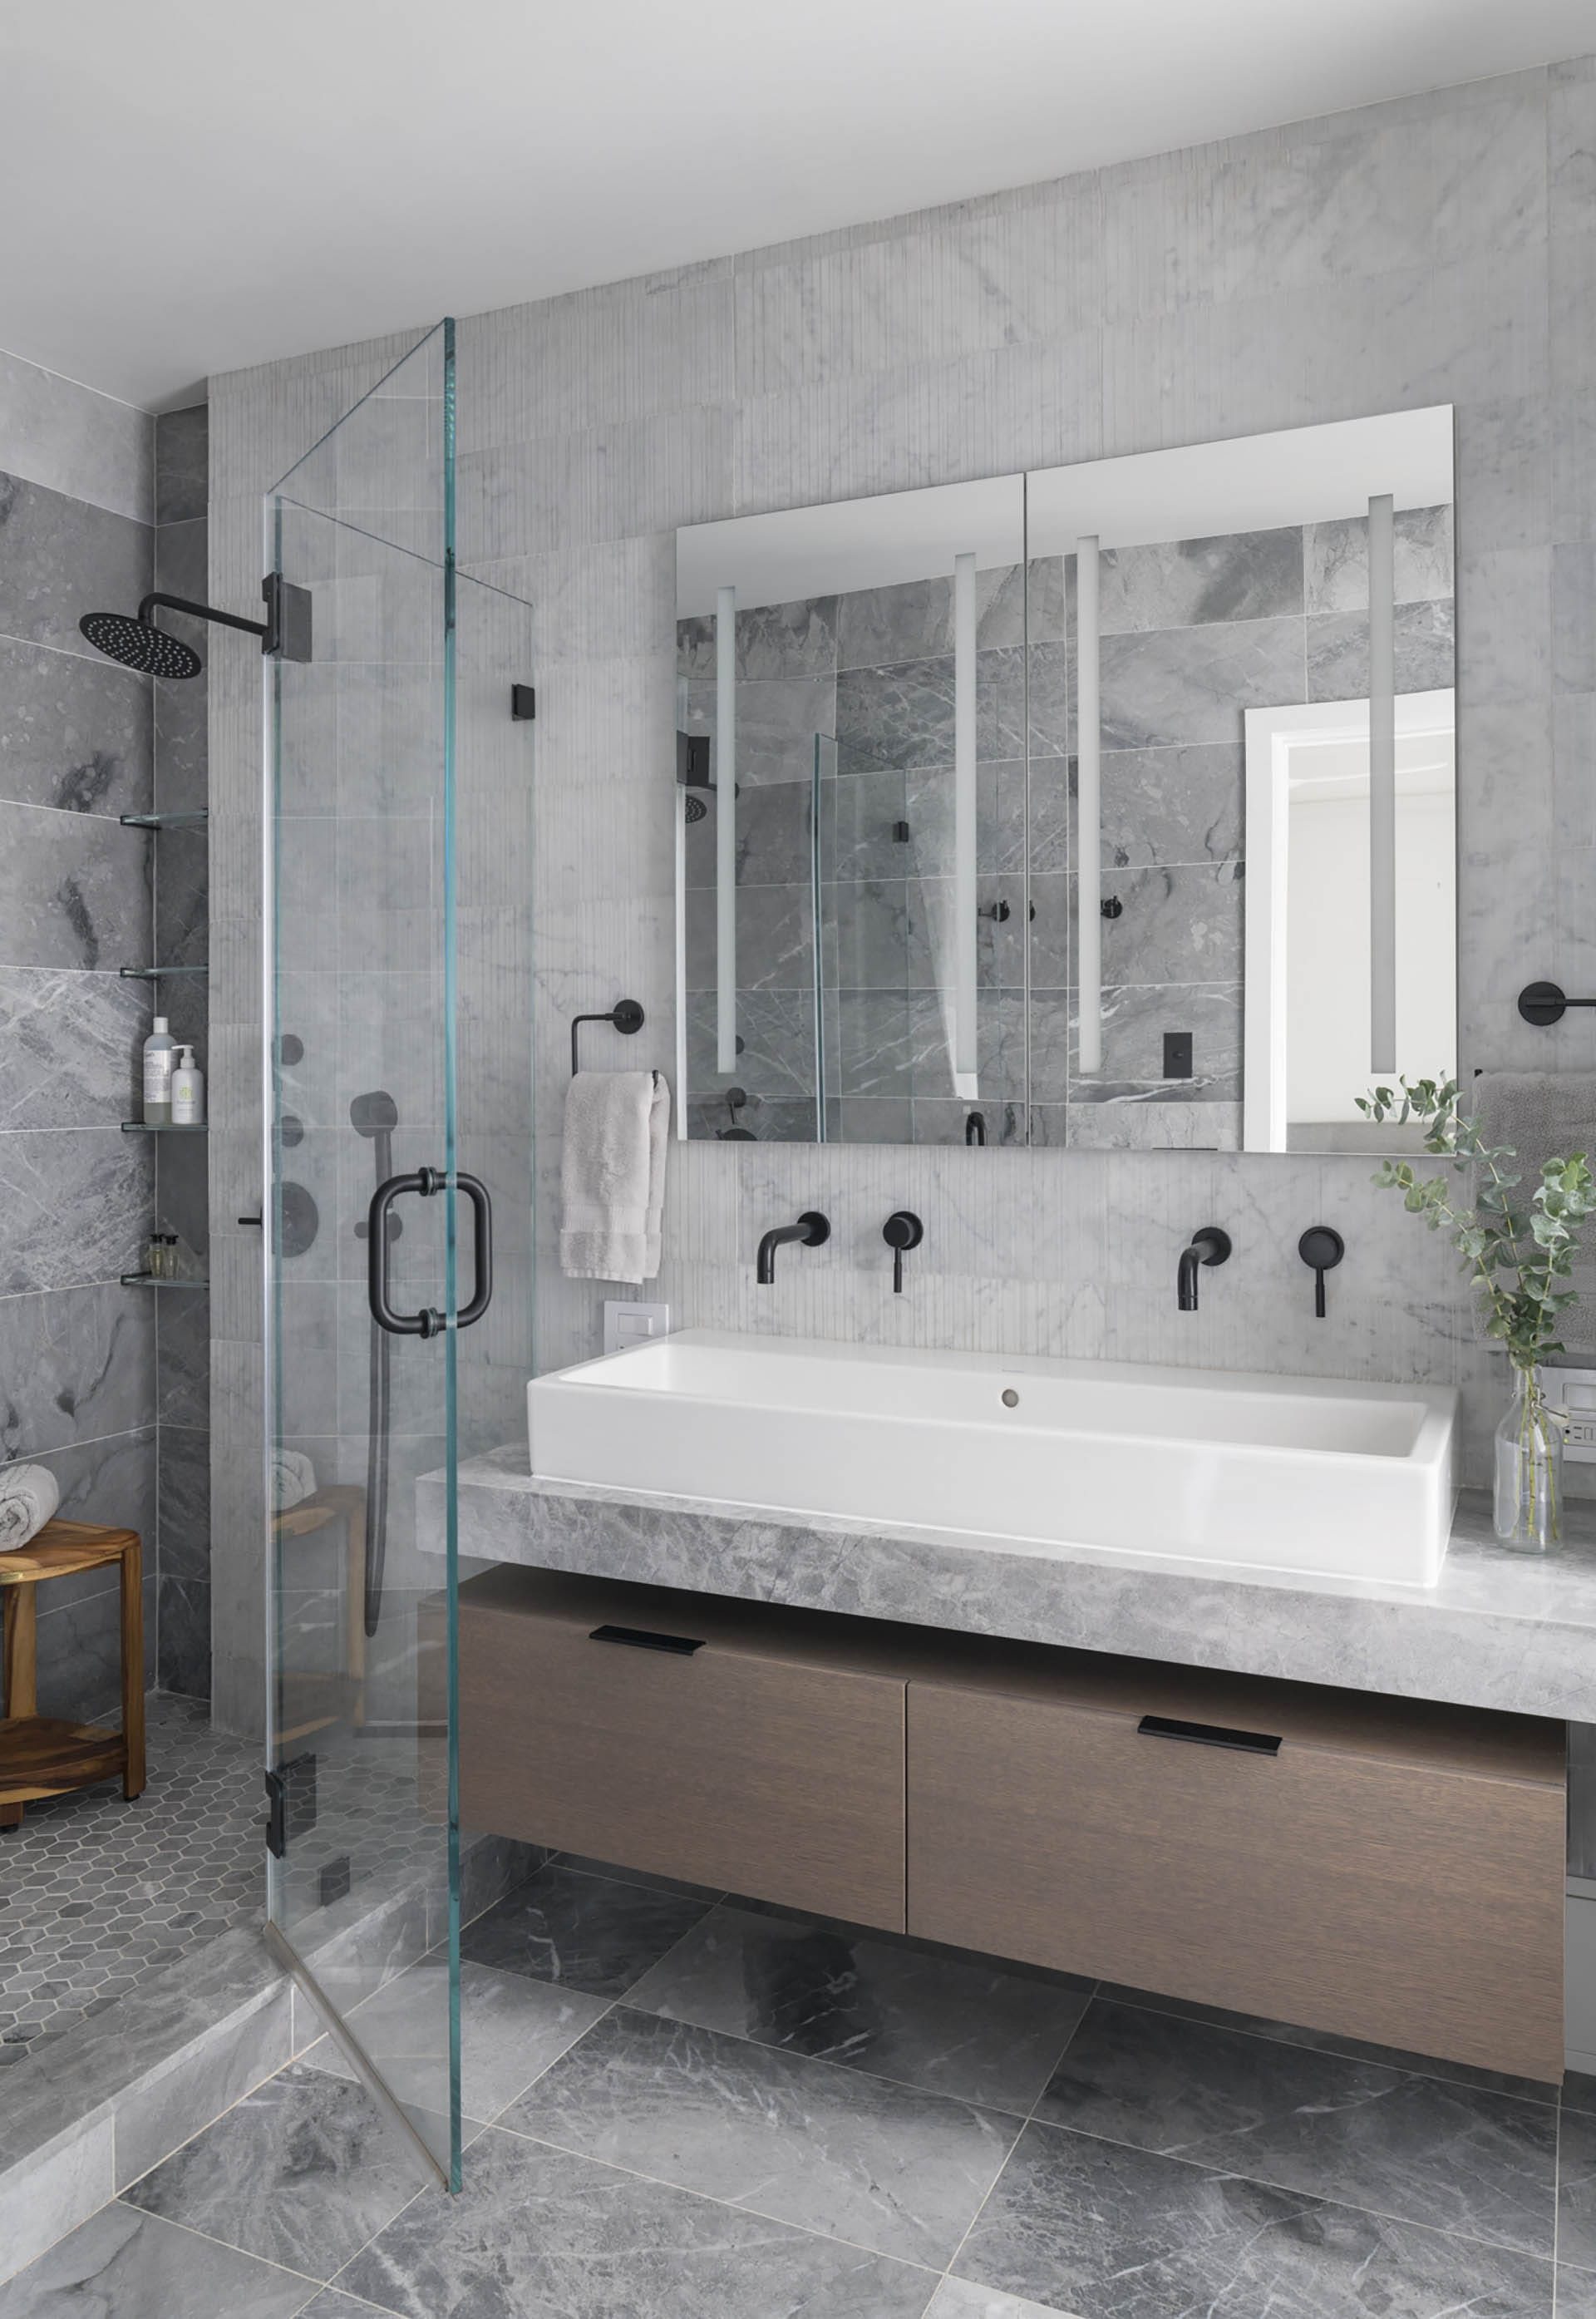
[79,609,201,678]
[349,1091,399,1137]
[684,792,707,823]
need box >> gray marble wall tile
[155,404,209,527]
[1098,526,1303,633]
[0,472,151,659]
[685,778,812,889]
[0,1129,152,1293]
[1100,614,1306,748]
[156,1419,210,1584]
[736,595,839,678]
[1304,505,1455,614]
[687,989,815,1099]
[0,802,150,970]
[1096,862,1244,983]
[836,658,954,773]
[0,1282,155,1458]
[1066,981,1243,1098]
[683,670,835,786]
[1304,599,1456,701]
[0,965,145,1126]
[0,347,152,523]
[838,576,955,669]
[0,637,152,816]
[1092,743,1244,868]
[159,1572,211,1700]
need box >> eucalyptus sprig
[1357,1075,1594,1368]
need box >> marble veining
[432,1452,1596,1720]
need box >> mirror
[674,407,1455,1152]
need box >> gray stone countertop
[425,1447,1596,1723]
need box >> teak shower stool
[0,1518,146,1830]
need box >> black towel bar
[570,999,645,1075]
[1519,982,1596,1026]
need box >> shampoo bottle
[170,1045,204,1127]
[142,1018,177,1123]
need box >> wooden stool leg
[121,1541,145,1801]
[2,1588,37,1829]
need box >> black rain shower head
[350,1091,399,1137]
[79,609,201,679]
[683,792,707,823]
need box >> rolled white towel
[272,1448,317,1512]
[0,1462,60,1550]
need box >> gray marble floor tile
[459,1863,713,1998]
[1559,2104,1596,2274]
[0,802,150,973]
[1304,599,1456,702]
[1100,615,1305,749]
[0,1128,152,1293]
[502,2003,1015,2267]
[1032,2001,1556,2257]
[122,2060,426,2282]
[288,2296,387,2319]
[550,1854,723,1903]
[623,1903,1089,2111]
[336,2127,936,2318]
[308,1957,607,2121]
[954,2122,1555,2319]
[1566,2073,1596,2117]
[1099,528,1304,634]
[0,473,151,661]
[0,2203,312,2319]
[0,636,151,816]
[925,2282,1075,2319]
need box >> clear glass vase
[1493,1369,1565,1551]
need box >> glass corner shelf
[119,965,208,980]
[119,810,209,831]
[121,1272,209,1288]
[121,1121,209,1134]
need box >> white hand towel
[0,1462,60,1550]
[561,1069,670,1285]
[272,1448,318,1512]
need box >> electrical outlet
[604,1300,672,1355]
[1163,1030,1194,1080]
[1540,1366,1596,1461]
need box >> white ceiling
[2,0,1589,412]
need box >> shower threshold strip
[120,1122,208,1134]
[120,1274,209,1288]
[119,965,208,979]
[119,811,209,830]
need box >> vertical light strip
[715,584,737,1073]
[1367,493,1396,1073]
[1076,535,1102,1073]
[953,552,978,1089]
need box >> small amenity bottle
[142,1017,177,1123]
[170,1045,204,1127]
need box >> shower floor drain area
[0,1696,436,2067]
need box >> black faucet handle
[1192,1226,1231,1266]
[796,1211,830,1248]
[882,1210,924,1295]
[1298,1225,1344,1319]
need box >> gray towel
[0,1461,60,1550]
[1469,1074,1596,1349]
[560,1069,670,1285]
[272,1448,317,1512]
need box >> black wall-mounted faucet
[756,1211,830,1284]
[1298,1225,1345,1318]
[883,1210,924,1293]
[1177,1226,1231,1311]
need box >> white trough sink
[527,1330,1456,1587]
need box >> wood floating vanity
[454,1563,1568,2085]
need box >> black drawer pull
[1138,1714,1281,1756]
[589,1623,705,1655]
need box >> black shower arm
[138,590,268,641]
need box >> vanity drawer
[457,1567,910,1930]
[907,1665,1566,2082]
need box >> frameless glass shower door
[262,321,534,2186]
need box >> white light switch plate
[603,1299,672,1355]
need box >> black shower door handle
[367,1167,493,1337]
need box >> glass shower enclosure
[261,322,534,2185]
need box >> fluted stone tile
[1099,528,1303,633]
[504,2004,1016,2267]
[954,2121,1556,2319]
[124,2060,426,2280]
[336,2128,936,2318]
[0,2203,309,2319]
[0,1282,155,1457]
[155,406,209,528]
[1031,2000,1557,2257]
[1100,616,1305,749]
[623,1902,1091,2110]
[153,661,208,817]
[1304,599,1456,702]
[1303,506,1455,615]
[0,966,145,1127]
[0,802,150,971]
[0,636,152,817]
[0,1128,152,1292]
[0,472,151,659]
[460,1862,714,1998]
[307,1956,607,2122]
